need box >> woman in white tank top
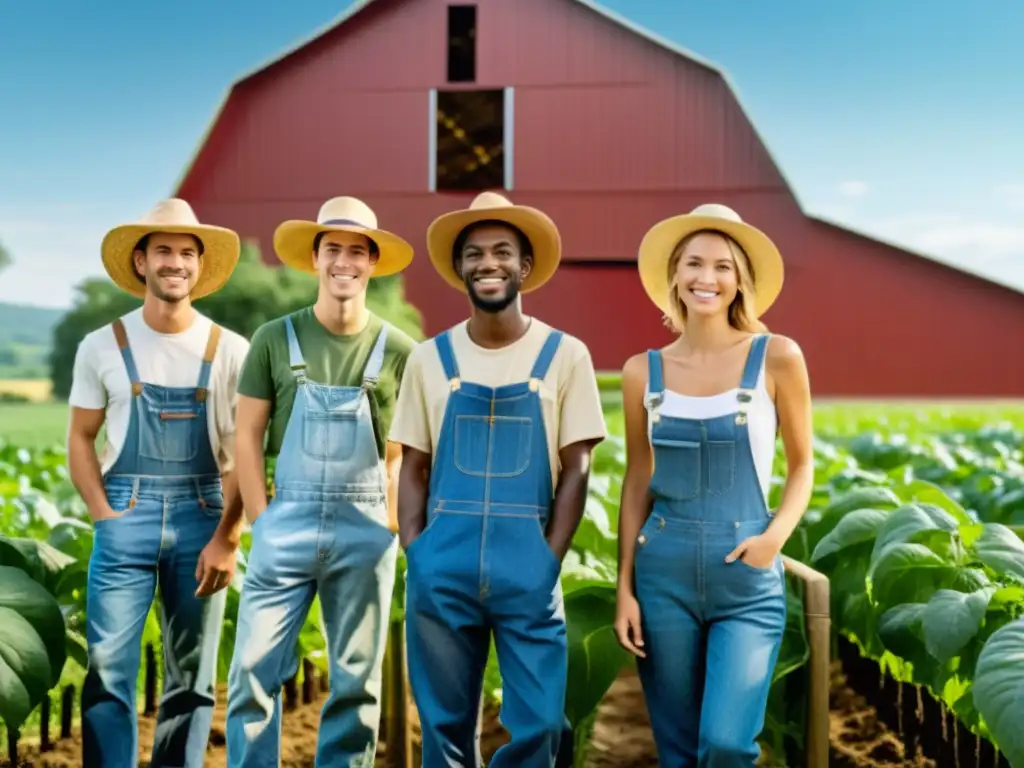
[614,204,814,767]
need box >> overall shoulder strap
[361,322,390,387]
[284,315,306,380]
[434,330,459,382]
[739,334,770,392]
[111,318,142,397]
[195,324,222,402]
[528,330,564,382]
[643,349,665,419]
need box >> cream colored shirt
[389,318,607,487]
[68,308,249,476]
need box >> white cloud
[837,180,869,199]
[994,183,1024,211]
[864,212,1024,292]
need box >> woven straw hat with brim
[427,192,562,293]
[637,203,785,319]
[101,198,241,300]
[273,197,414,277]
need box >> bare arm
[385,440,402,533]
[235,395,272,523]
[616,353,654,597]
[763,336,814,547]
[67,406,113,522]
[397,445,431,549]
[546,439,600,560]
[214,469,245,546]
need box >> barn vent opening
[447,5,476,83]
[435,89,505,191]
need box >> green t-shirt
[238,307,417,459]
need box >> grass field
[0,401,69,447]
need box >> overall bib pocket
[302,410,358,462]
[137,394,199,463]
[454,415,533,477]
[649,437,700,500]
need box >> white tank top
[647,349,778,501]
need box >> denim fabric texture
[82,321,227,768]
[226,316,397,768]
[634,335,787,767]
[404,329,572,768]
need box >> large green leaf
[973,618,1024,765]
[971,524,1024,582]
[921,587,995,663]
[870,503,960,563]
[0,534,77,594]
[0,565,68,730]
[563,584,629,730]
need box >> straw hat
[101,198,241,300]
[427,192,561,293]
[273,197,413,277]
[637,203,784,318]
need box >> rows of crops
[2,401,1024,766]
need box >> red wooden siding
[175,0,1024,397]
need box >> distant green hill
[0,302,67,379]
[0,302,65,347]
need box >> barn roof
[171,0,1024,297]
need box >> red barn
[174,0,1024,397]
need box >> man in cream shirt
[392,192,607,768]
[67,199,249,768]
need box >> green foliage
[0,238,10,273]
[48,241,424,399]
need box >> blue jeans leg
[697,608,785,767]
[226,505,316,768]
[635,601,704,766]
[405,557,489,768]
[81,502,160,768]
[315,496,398,767]
[151,500,225,767]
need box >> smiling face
[674,231,741,319]
[132,232,203,303]
[665,229,762,333]
[454,222,533,314]
[313,230,379,302]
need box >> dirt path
[2,665,933,767]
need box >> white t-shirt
[68,308,250,476]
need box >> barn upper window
[447,5,476,83]
[429,88,513,192]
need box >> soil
[3,663,934,768]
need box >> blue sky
[1,0,1021,309]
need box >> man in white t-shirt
[390,192,607,768]
[66,199,250,768]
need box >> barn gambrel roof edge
[170,0,1024,297]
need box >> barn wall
[176,0,1024,397]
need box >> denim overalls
[404,329,569,768]
[633,334,786,767]
[226,316,398,768]
[82,318,227,768]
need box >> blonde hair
[663,230,767,335]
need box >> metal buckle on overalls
[528,377,540,392]
[644,391,663,424]
[735,388,753,425]
[449,377,461,392]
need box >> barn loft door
[429,87,514,193]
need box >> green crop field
[2,390,1024,766]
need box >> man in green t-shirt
[224,197,417,767]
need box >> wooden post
[284,674,298,711]
[62,685,74,739]
[781,556,831,768]
[40,693,51,751]
[383,618,412,767]
[302,659,317,704]
[144,643,158,715]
